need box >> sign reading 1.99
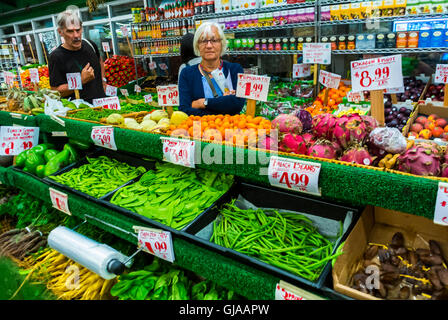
[236,74,270,101]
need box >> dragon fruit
[279,133,307,155]
[258,136,279,151]
[301,132,316,148]
[312,113,338,140]
[271,113,303,135]
[442,163,448,178]
[397,142,441,176]
[333,114,368,149]
[339,145,373,166]
[361,115,379,134]
[307,139,340,159]
[296,109,313,132]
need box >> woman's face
[198,26,222,62]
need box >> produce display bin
[186,181,362,290]
[100,174,238,235]
[43,148,156,202]
[332,206,448,300]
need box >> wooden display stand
[370,90,385,126]
[245,99,256,118]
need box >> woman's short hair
[193,21,227,57]
[56,8,83,30]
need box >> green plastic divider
[33,114,439,219]
[0,111,38,127]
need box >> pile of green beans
[210,201,343,282]
[49,156,146,198]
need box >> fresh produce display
[307,83,351,116]
[104,55,146,88]
[0,228,47,260]
[65,102,155,122]
[3,87,60,115]
[408,113,448,141]
[385,77,427,103]
[48,155,147,198]
[422,83,445,102]
[110,258,242,300]
[14,142,81,177]
[384,101,412,132]
[210,200,342,282]
[20,65,50,91]
[350,232,448,300]
[110,162,234,230]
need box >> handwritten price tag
[29,68,39,83]
[11,38,16,45]
[292,64,311,79]
[275,282,324,300]
[102,41,110,52]
[4,71,15,87]
[157,85,179,106]
[303,43,331,65]
[159,63,168,71]
[148,61,157,70]
[105,84,117,96]
[135,226,175,263]
[434,182,448,226]
[120,26,129,37]
[49,188,71,215]
[120,89,129,97]
[346,90,365,103]
[91,126,117,150]
[161,137,195,168]
[0,126,39,156]
[134,84,141,93]
[435,64,448,84]
[26,34,32,43]
[236,74,270,102]
[319,70,341,89]
[144,94,153,103]
[93,96,121,110]
[66,73,82,90]
[268,156,321,196]
[351,54,403,92]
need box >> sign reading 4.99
[236,74,270,101]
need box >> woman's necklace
[199,60,223,76]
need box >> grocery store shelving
[225,50,303,55]
[134,53,180,59]
[131,36,183,44]
[320,13,448,26]
[224,21,316,34]
[332,47,448,54]
[132,16,194,25]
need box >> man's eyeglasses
[198,39,221,46]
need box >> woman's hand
[192,98,206,109]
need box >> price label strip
[93,96,121,110]
[275,281,325,300]
[435,64,448,84]
[434,182,448,226]
[303,43,331,65]
[292,64,311,79]
[161,137,196,168]
[235,74,270,102]
[91,126,117,150]
[157,85,179,106]
[319,70,341,89]
[350,54,403,92]
[268,156,321,196]
[0,126,39,156]
[134,226,175,263]
[66,72,82,90]
[49,188,71,216]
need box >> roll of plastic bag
[48,226,132,280]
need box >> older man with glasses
[178,21,245,116]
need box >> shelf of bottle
[320,13,448,26]
[320,0,363,4]
[225,49,302,55]
[134,53,180,58]
[131,16,194,26]
[223,21,316,34]
[131,36,183,43]
[332,47,448,54]
[194,2,317,20]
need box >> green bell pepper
[68,138,91,151]
[15,149,30,168]
[63,143,79,164]
[44,149,59,163]
[24,151,45,175]
[35,165,45,178]
[31,143,56,157]
[44,149,70,177]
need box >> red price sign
[66,73,82,90]
[148,61,157,70]
[0,126,39,156]
[303,43,331,65]
[236,74,270,101]
[102,41,110,52]
[346,90,365,103]
[161,137,195,168]
[351,54,403,92]
[434,182,448,226]
[435,64,448,84]
[268,156,321,196]
[4,71,15,87]
[135,226,175,263]
[105,84,117,96]
[29,68,39,83]
[292,64,311,79]
[49,188,71,215]
[93,96,121,110]
[319,70,341,89]
[134,84,141,93]
[157,85,179,106]
[91,126,117,150]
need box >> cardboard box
[332,206,448,300]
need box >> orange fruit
[419,128,432,139]
[432,126,444,138]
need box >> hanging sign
[161,137,196,168]
[236,74,271,101]
[66,73,82,90]
[319,70,341,89]
[350,54,403,92]
[157,85,179,106]
[268,156,321,196]
[303,43,331,65]
[0,126,39,156]
[49,188,71,215]
[91,126,117,150]
[134,226,175,263]
[292,64,311,78]
[93,96,121,110]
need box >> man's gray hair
[56,8,83,29]
[193,21,227,57]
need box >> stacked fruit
[408,114,448,141]
[306,82,351,117]
[104,55,146,88]
[20,66,50,91]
